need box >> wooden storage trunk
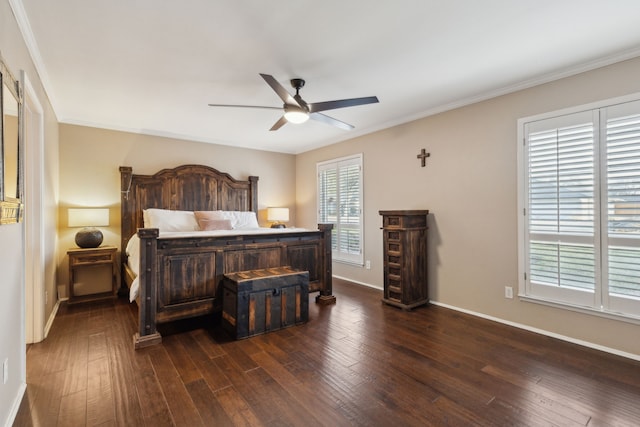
[222,267,309,339]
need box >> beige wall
[57,124,296,291]
[296,57,640,357]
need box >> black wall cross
[417,148,431,167]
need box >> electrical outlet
[505,286,513,299]
[365,260,371,269]
[3,358,7,384]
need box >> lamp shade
[267,207,289,222]
[267,207,289,228]
[68,208,110,227]
[68,208,109,248]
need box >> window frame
[517,92,640,323]
[317,153,364,266]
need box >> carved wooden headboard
[119,164,259,251]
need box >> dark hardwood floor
[14,278,640,426]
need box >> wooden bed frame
[119,164,334,349]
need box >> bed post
[134,228,162,349]
[249,175,259,214]
[316,223,336,305]
[119,166,133,297]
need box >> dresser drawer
[383,215,402,228]
[386,290,402,302]
[387,254,401,265]
[386,242,402,255]
[388,266,402,278]
[381,212,428,229]
[386,230,401,241]
[386,277,402,301]
[70,252,113,266]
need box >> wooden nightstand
[67,246,118,304]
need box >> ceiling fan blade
[208,104,281,110]
[310,112,354,131]
[269,116,288,131]
[308,96,379,113]
[259,73,300,107]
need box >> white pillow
[201,210,260,229]
[226,211,261,229]
[143,208,199,232]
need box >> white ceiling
[12,0,640,154]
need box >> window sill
[520,294,640,326]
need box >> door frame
[22,71,45,344]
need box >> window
[518,97,640,319]
[317,154,363,265]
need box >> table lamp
[267,207,289,228]
[68,208,109,248]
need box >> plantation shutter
[521,99,640,318]
[524,111,598,307]
[317,154,364,264]
[603,100,640,315]
[318,166,338,252]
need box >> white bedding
[125,227,314,302]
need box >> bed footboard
[133,224,334,349]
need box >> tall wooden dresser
[379,210,429,310]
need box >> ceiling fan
[208,73,379,131]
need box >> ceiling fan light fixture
[283,106,309,124]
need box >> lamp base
[270,223,286,229]
[75,228,103,248]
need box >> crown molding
[372,46,640,137]
[8,0,59,116]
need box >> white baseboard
[44,299,60,339]
[430,300,640,362]
[333,275,381,291]
[5,382,26,427]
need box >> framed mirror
[0,54,23,224]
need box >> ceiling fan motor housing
[290,78,305,91]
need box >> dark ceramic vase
[75,228,103,248]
